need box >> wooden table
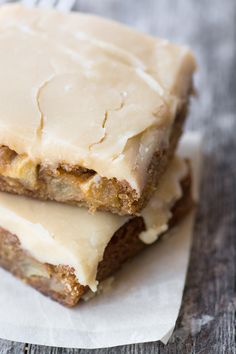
[1,0,235,353]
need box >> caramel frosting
[0,4,196,193]
[139,157,187,244]
[0,154,187,291]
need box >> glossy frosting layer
[0,4,196,192]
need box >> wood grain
[0,0,235,353]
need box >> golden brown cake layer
[0,175,193,307]
[0,103,187,215]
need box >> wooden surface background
[1,0,236,353]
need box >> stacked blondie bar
[0,4,196,306]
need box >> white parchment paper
[0,132,202,349]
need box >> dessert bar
[0,5,196,215]
[0,157,193,306]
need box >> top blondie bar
[0,4,196,215]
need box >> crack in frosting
[35,76,55,142]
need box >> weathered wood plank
[0,0,235,353]
[0,339,25,353]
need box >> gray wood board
[0,0,236,353]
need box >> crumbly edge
[0,103,188,216]
[0,174,193,307]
